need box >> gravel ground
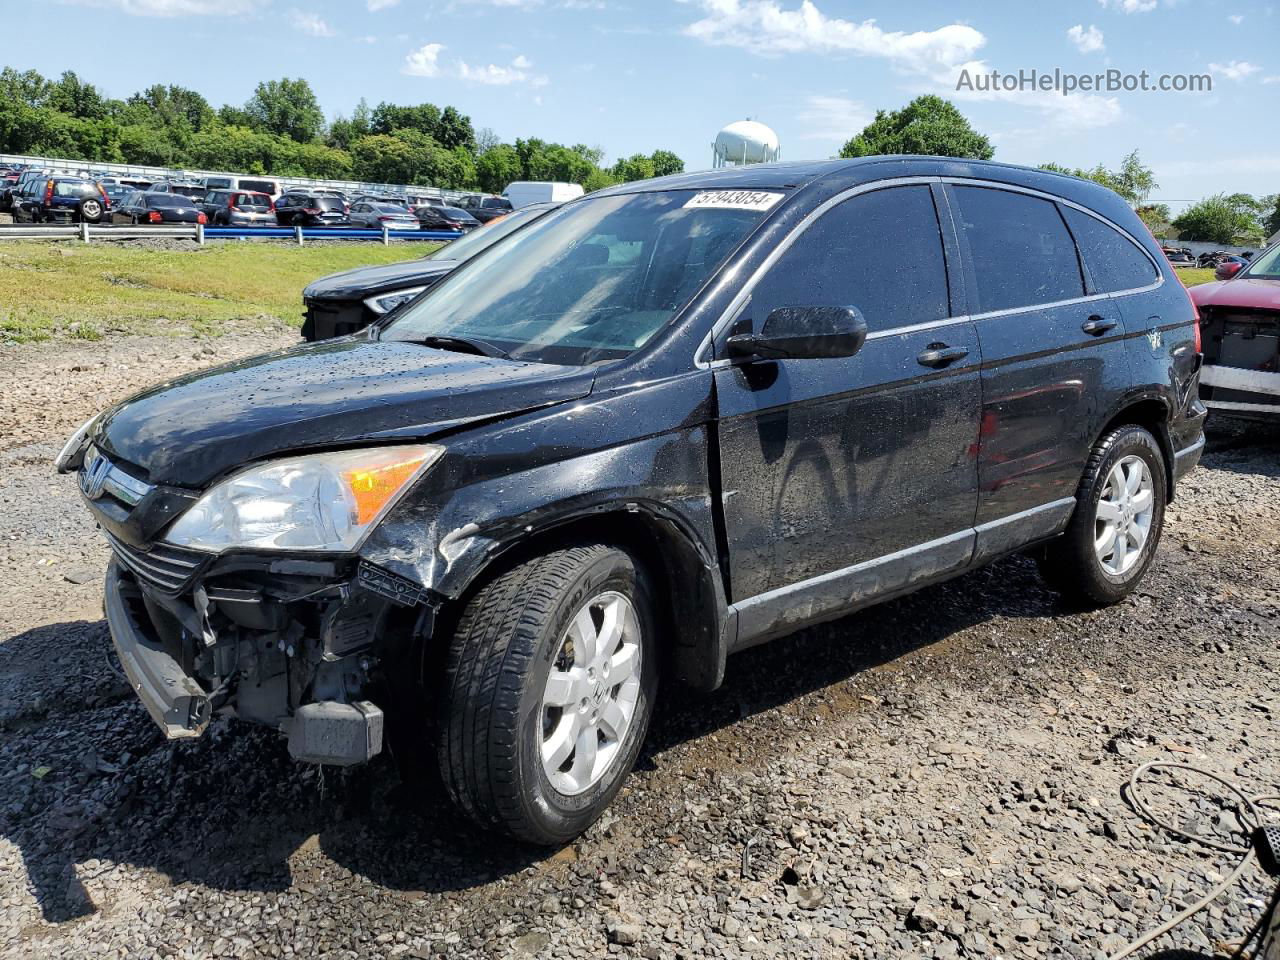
[1,331,1277,960]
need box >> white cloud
[1066,24,1105,54]
[1228,13,1244,24]
[367,0,399,8]
[1096,0,1157,13]
[681,1,986,73]
[403,47,548,86]
[457,55,549,86]
[796,95,872,142]
[289,9,336,37]
[1261,75,1280,85]
[360,35,378,43]
[403,42,446,77]
[63,0,251,14]
[1209,60,1262,81]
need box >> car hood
[93,338,595,488]
[1189,277,1280,310]
[303,258,457,300]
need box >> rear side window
[1060,206,1158,293]
[951,186,1084,313]
[746,184,950,333]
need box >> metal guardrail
[0,152,469,204]
[0,223,462,244]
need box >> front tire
[438,544,657,845]
[1038,424,1167,605]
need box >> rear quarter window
[1060,207,1159,293]
[951,186,1085,314]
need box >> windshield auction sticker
[684,190,784,212]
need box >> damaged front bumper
[102,546,421,766]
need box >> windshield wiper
[408,334,511,360]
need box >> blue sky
[7,0,1279,209]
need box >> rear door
[944,182,1128,558]
[714,182,982,615]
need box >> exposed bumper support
[1200,363,1280,399]
[104,558,211,739]
[1172,435,1206,483]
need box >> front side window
[1242,243,1280,280]
[951,186,1084,313]
[387,189,775,365]
[741,185,950,335]
[1061,206,1158,293]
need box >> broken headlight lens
[55,414,98,474]
[165,445,443,553]
[364,286,427,315]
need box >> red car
[1190,241,1280,419]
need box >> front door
[713,183,982,637]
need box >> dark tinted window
[746,185,949,333]
[239,179,276,195]
[147,194,193,209]
[1060,206,1158,293]
[951,186,1084,313]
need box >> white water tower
[712,120,780,168]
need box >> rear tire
[437,544,657,845]
[1038,424,1166,605]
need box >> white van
[502,181,584,209]
[201,175,281,200]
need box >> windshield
[386,189,777,365]
[1242,244,1280,280]
[374,203,410,213]
[169,185,204,197]
[315,197,344,211]
[423,206,547,262]
[435,206,472,219]
[53,181,98,198]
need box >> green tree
[583,166,618,193]
[613,153,656,182]
[1172,193,1265,244]
[435,105,475,152]
[1039,150,1158,206]
[839,95,993,160]
[649,149,684,178]
[46,71,102,120]
[0,67,52,109]
[328,98,371,150]
[475,143,522,193]
[245,78,324,143]
[1136,202,1171,233]
[1263,194,1280,239]
[129,84,214,132]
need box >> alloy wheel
[1094,454,1155,576]
[540,591,643,796]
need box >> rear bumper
[1172,435,1205,483]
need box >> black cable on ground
[1109,761,1280,960]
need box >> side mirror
[726,305,868,361]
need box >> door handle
[1082,315,1118,336]
[916,345,969,368]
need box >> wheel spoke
[1130,489,1153,515]
[568,726,599,786]
[569,607,598,664]
[1124,460,1144,496]
[1095,524,1119,557]
[543,670,579,708]
[598,700,627,741]
[1128,521,1148,553]
[609,644,639,685]
[543,712,581,770]
[595,598,623,660]
[1111,534,1128,573]
[1107,464,1127,500]
[1096,500,1123,523]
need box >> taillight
[197,212,207,225]
[147,211,163,223]
[99,185,109,208]
[44,180,53,205]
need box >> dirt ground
[1,329,1277,960]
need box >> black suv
[11,175,109,223]
[60,157,1204,845]
[274,192,349,226]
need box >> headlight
[165,444,443,553]
[55,414,98,473]
[364,286,427,315]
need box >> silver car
[202,190,277,227]
[348,201,419,229]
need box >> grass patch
[1177,267,1216,287]
[0,240,442,343]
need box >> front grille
[104,529,208,594]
